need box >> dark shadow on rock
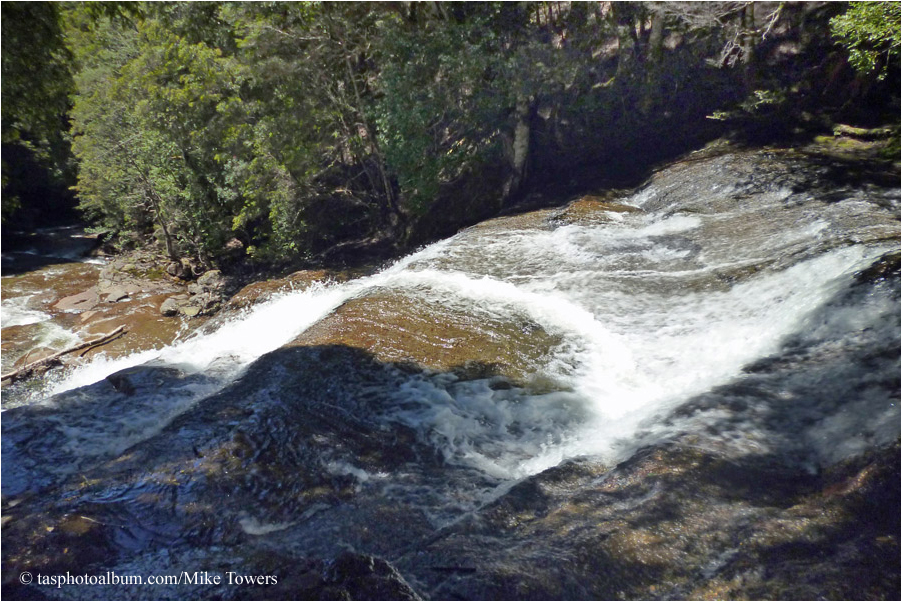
[2,282,899,602]
[1,345,509,600]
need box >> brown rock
[79,310,100,323]
[558,194,642,225]
[53,289,100,312]
[12,347,57,368]
[226,270,334,310]
[102,285,134,303]
[291,291,561,382]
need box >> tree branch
[1,325,127,385]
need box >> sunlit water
[3,148,899,600]
[7,151,895,494]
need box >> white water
[41,243,452,395]
[1,295,53,327]
[374,229,890,479]
[17,154,901,486]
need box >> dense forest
[2,1,899,272]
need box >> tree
[67,2,407,265]
[1,2,74,228]
[229,2,404,254]
[831,1,902,80]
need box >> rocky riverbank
[1,242,364,397]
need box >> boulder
[159,298,180,317]
[180,305,201,318]
[166,259,194,280]
[197,269,224,289]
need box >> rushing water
[3,148,899,600]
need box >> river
[2,146,899,599]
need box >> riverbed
[2,146,899,600]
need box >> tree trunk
[148,191,178,261]
[342,55,406,234]
[126,155,179,261]
[504,95,533,201]
[741,4,758,90]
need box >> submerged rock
[854,250,901,286]
[404,441,899,601]
[320,552,421,600]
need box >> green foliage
[373,3,611,213]
[708,89,787,121]
[831,1,902,79]
[49,1,898,267]
[68,4,239,259]
[66,2,401,263]
[374,13,507,213]
[1,2,74,226]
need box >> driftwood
[1,325,127,385]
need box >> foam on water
[42,239,455,397]
[12,156,899,487]
[43,281,353,395]
[372,242,890,479]
[1,295,52,327]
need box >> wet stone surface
[1,147,899,600]
[292,292,564,384]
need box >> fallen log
[1,325,127,385]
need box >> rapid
[3,147,899,600]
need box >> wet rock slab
[556,193,643,225]
[1,345,439,600]
[291,292,563,383]
[400,440,899,601]
[224,269,347,311]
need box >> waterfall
[20,149,898,484]
[4,148,899,602]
